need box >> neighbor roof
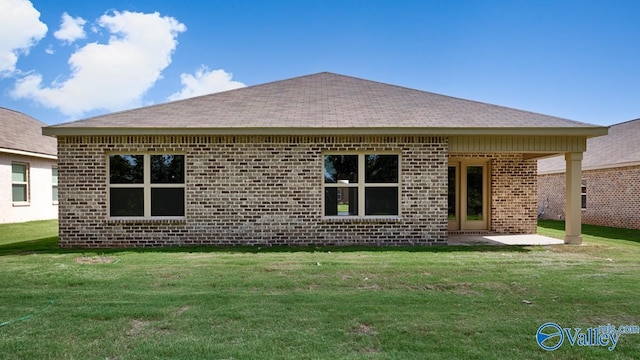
[44,72,606,137]
[538,118,640,174]
[0,107,57,157]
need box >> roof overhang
[0,147,57,160]
[43,126,608,137]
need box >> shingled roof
[538,118,640,174]
[0,107,57,157]
[44,72,606,137]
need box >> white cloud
[11,10,186,116]
[168,66,245,101]
[54,12,86,44]
[0,0,47,75]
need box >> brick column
[565,152,583,244]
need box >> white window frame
[107,153,186,219]
[52,166,59,204]
[11,162,29,205]
[323,152,401,218]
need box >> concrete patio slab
[448,234,564,246]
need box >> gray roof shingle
[45,72,604,135]
[538,118,640,173]
[0,107,57,156]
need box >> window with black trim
[108,154,185,217]
[323,154,399,217]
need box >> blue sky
[1,0,638,125]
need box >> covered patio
[449,132,601,245]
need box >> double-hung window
[108,154,185,218]
[324,154,400,217]
[12,163,29,204]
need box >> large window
[108,154,185,218]
[12,163,29,203]
[324,154,399,217]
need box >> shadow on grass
[0,237,60,255]
[0,237,534,257]
[538,220,640,243]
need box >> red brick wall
[538,166,640,230]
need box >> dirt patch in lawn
[351,322,381,354]
[352,322,378,336]
[176,305,190,316]
[126,319,151,337]
[126,319,174,337]
[407,282,477,295]
[74,255,118,264]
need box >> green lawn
[1,220,639,359]
[0,219,58,246]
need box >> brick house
[538,118,639,230]
[43,72,606,248]
[1,107,58,223]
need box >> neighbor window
[12,163,29,203]
[581,179,587,210]
[52,167,58,203]
[323,154,399,217]
[108,154,185,217]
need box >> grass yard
[1,220,639,359]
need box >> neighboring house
[1,107,58,223]
[538,118,640,230]
[43,72,606,248]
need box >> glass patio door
[448,161,489,231]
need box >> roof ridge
[317,73,599,127]
[0,107,49,125]
[610,117,640,127]
[0,106,22,114]
[0,106,45,123]
[56,72,345,126]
